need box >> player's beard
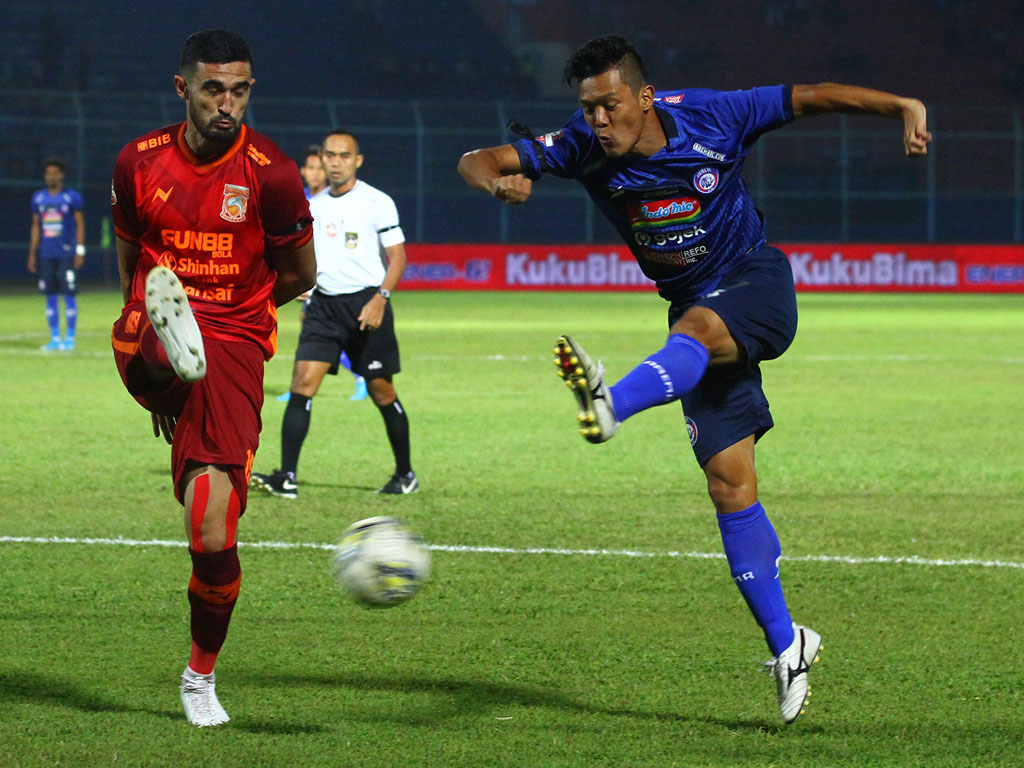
[190,103,242,146]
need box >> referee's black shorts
[295,287,401,378]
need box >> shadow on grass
[245,670,794,734]
[0,670,180,722]
[0,671,326,734]
[299,480,380,493]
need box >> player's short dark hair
[563,36,648,92]
[303,145,322,162]
[180,29,252,76]
[324,129,361,153]
[43,156,66,172]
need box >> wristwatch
[378,288,391,300]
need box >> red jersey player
[109,29,316,727]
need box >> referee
[251,129,417,497]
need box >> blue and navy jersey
[514,85,794,300]
[31,187,83,259]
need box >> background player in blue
[27,157,85,351]
[459,35,931,724]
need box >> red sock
[189,641,219,676]
[187,545,241,675]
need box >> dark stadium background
[2,0,1022,282]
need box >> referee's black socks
[378,399,412,476]
[281,393,312,475]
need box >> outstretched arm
[792,83,932,156]
[457,144,534,204]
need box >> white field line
[4,347,1023,367]
[2,341,1022,366]
[1,535,1021,570]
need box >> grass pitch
[1,288,1023,767]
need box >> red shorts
[112,301,264,509]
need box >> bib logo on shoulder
[220,184,250,223]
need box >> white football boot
[180,667,230,727]
[145,266,206,382]
[554,335,619,443]
[770,623,822,724]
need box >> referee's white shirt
[309,180,405,295]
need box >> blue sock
[339,351,353,372]
[46,295,60,340]
[64,295,77,339]
[608,334,709,422]
[44,296,60,342]
[717,501,795,656]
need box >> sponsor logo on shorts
[367,360,383,370]
[686,416,698,445]
[220,184,249,223]
[693,167,720,194]
[126,310,142,335]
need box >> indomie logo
[628,197,701,229]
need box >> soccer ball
[330,516,431,607]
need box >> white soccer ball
[331,516,431,607]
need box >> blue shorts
[38,257,77,295]
[667,245,797,466]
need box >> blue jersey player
[459,35,931,724]
[28,158,86,351]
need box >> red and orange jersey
[111,123,312,358]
